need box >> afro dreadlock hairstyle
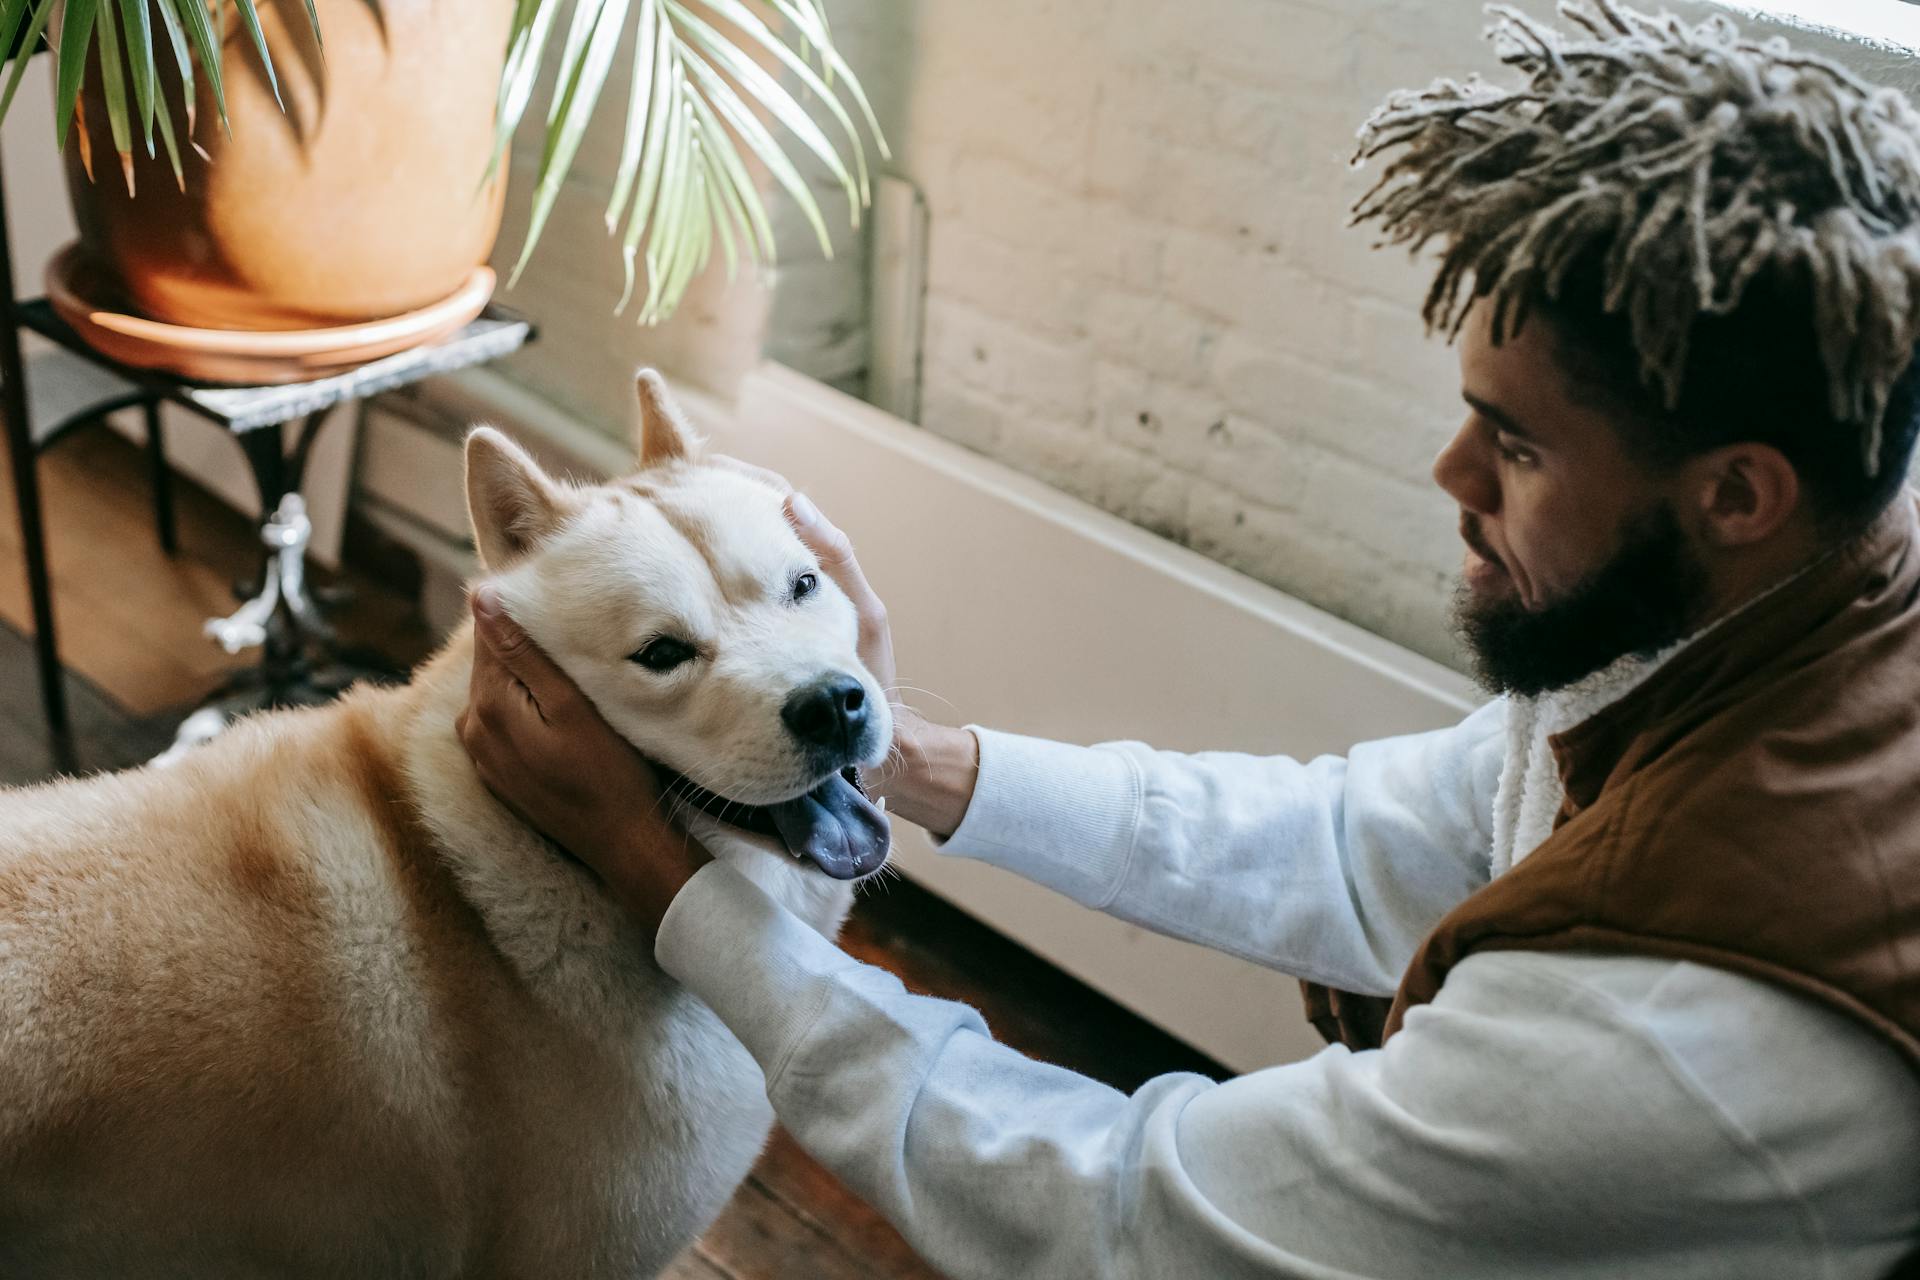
[1352,0,1920,530]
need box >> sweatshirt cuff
[655,861,853,1087]
[934,726,1145,909]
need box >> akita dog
[0,373,892,1276]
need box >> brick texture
[865,0,1498,666]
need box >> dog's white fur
[0,373,890,1276]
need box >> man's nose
[782,674,870,753]
[1433,422,1497,516]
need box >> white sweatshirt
[656,700,1920,1278]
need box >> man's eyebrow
[1462,392,1539,442]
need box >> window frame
[1704,0,1920,53]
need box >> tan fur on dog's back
[0,669,480,1272]
[0,629,791,1277]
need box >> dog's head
[462,371,892,878]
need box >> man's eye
[1495,436,1534,465]
[792,572,818,602]
[631,637,696,672]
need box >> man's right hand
[782,489,981,839]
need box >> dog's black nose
[782,675,869,754]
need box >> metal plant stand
[0,140,534,770]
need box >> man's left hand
[457,586,710,937]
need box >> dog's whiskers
[884,682,955,713]
[857,861,905,898]
[643,785,683,831]
[661,790,698,829]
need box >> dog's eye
[631,637,696,672]
[792,572,818,602]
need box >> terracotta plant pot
[62,0,513,332]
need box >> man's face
[1434,306,1711,695]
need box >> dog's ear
[634,369,703,469]
[465,427,576,570]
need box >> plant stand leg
[0,145,75,772]
[144,399,178,556]
[160,411,396,760]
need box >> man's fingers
[786,492,853,564]
[472,586,569,723]
[473,586,537,664]
[786,492,884,614]
[457,705,509,775]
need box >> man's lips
[1459,517,1510,581]
[657,767,890,881]
[1459,516,1499,567]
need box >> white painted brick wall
[866,0,1494,665]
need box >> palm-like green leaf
[0,0,32,73]
[294,0,319,54]
[498,0,886,324]
[759,0,883,152]
[151,0,199,142]
[511,0,629,281]
[230,0,283,108]
[603,0,660,234]
[0,0,55,124]
[54,0,99,152]
[162,0,228,133]
[151,70,186,188]
[91,0,133,187]
[488,0,565,183]
[115,0,156,151]
[4,0,323,156]
[670,0,860,215]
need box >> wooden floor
[0,424,1227,1278]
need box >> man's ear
[634,369,703,469]
[1688,443,1803,548]
[465,427,577,570]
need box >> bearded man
[458,3,1920,1274]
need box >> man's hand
[457,587,709,937]
[784,491,901,716]
[782,491,980,838]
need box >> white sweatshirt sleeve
[937,699,1508,993]
[656,861,1920,1280]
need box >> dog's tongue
[766,772,890,880]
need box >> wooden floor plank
[0,611,179,781]
[1,426,257,713]
[661,1248,735,1279]
[692,1177,886,1280]
[745,1131,946,1280]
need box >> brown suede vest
[1305,493,1920,1072]
[1305,497,1920,1276]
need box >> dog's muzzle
[660,767,890,881]
[781,673,877,771]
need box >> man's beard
[1453,504,1710,697]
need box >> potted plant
[0,0,882,338]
